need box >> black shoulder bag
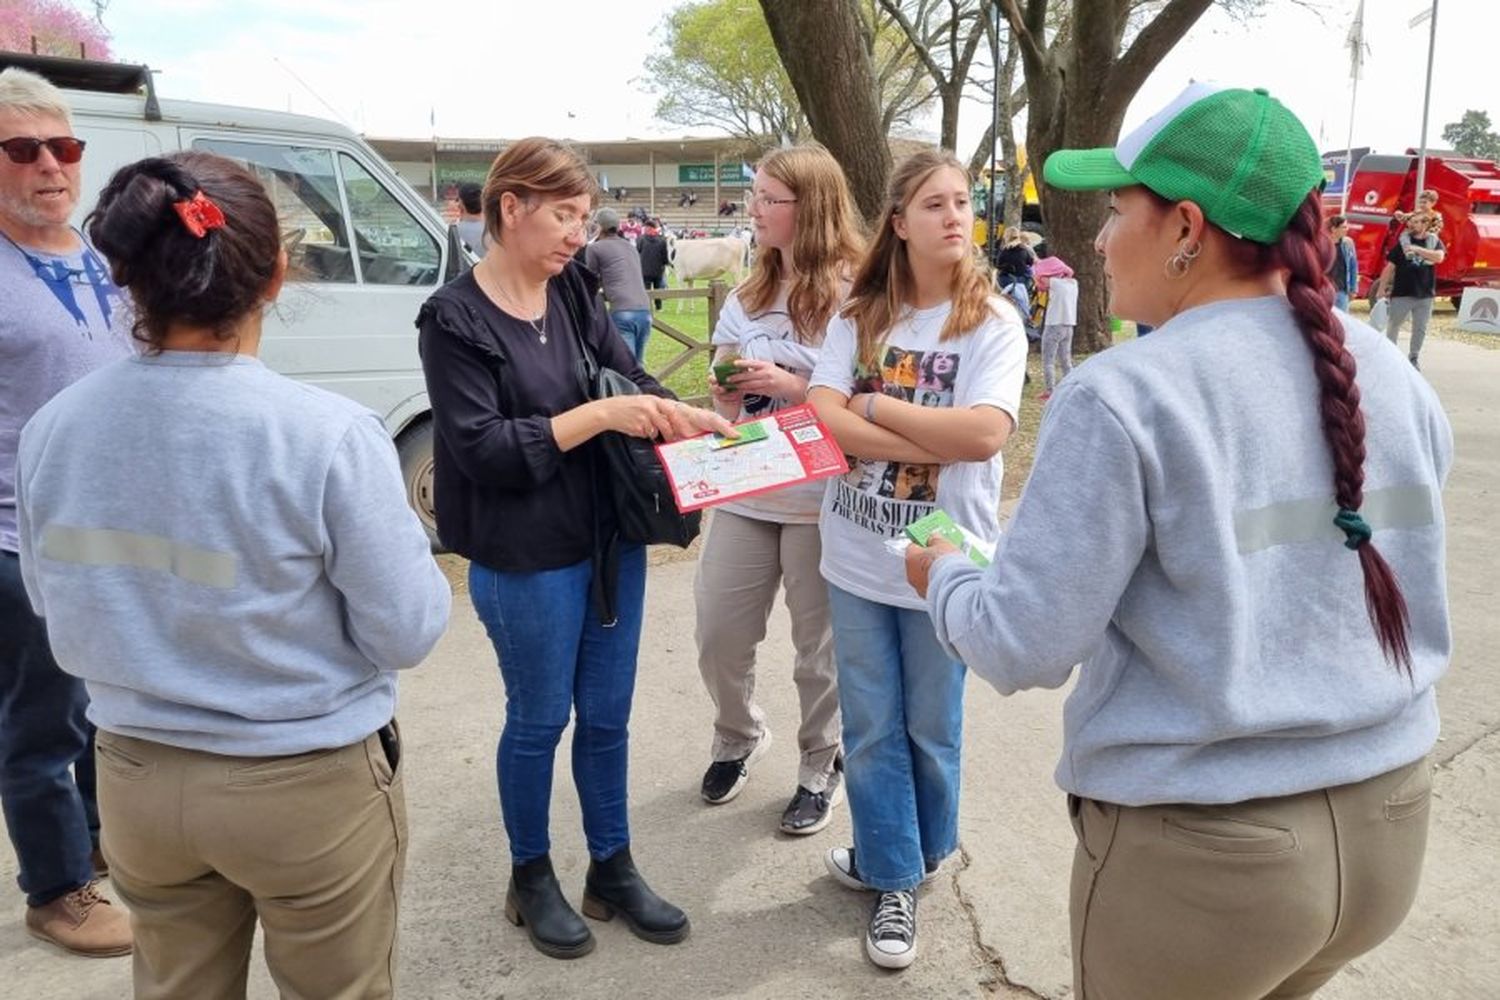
[565,314,701,550]
[555,266,701,625]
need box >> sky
[96,0,1495,161]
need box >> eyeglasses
[544,206,590,238]
[748,194,797,209]
[0,136,87,166]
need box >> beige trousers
[95,727,407,1000]
[1069,757,1432,1000]
[694,510,840,791]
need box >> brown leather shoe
[25,881,132,957]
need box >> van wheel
[396,419,441,551]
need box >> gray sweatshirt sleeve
[14,437,43,619]
[928,381,1149,693]
[322,415,452,671]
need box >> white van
[5,52,466,546]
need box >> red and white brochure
[655,403,849,514]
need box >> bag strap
[556,268,599,395]
[554,264,622,629]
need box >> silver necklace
[488,273,549,344]
[518,308,547,344]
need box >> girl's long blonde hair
[842,150,995,370]
[737,144,865,342]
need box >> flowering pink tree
[0,0,112,60]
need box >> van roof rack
[0,52,160,121]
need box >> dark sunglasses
[0,136,87,165]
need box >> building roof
[365,134,763,164]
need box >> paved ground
[3,336,1497,999]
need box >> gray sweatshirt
[17,352,451,756]
[928,297,1452,806]
[585,235,651,312]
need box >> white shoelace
[870,890,916,945]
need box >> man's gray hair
[0,68,73,123]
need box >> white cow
[666,234,752,310]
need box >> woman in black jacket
[417,137,728,961]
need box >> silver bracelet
[864,393,878,422]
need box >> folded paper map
[656,404,848,513]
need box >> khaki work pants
[694,510,840,790]
[1069,757,1432,1000]
[96,727,407,1000]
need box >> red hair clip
[173,190,226,238]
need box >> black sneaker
[779,783,843,835]
[824,847,942,891]
[779,754,844,834]
[865,889,917,969]
[700,733,771,804]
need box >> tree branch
[1108,0,1213,100]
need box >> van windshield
[194,138,439,286]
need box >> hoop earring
[1164,240,1202,279]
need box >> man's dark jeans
[0,550,97,906]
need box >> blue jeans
[827,584,965,891]
[610,309,652,360]
[0,551,98,906]
[1334,291,1350,312]
[469,545,646,864]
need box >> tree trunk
[938,86,961,152]
[761,0,892,222]
[1046,189,1110,349]
[1004,0,1212,351]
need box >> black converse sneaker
[865,889,917,969]
[699,732,771,804]
[824,847,942,891]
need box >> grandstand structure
[368,133,937,233]
[368,134,763,233]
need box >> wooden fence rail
[642,281,727,406]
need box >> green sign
[435,162,491,187]
[677,163,751,185]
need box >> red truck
[1325,151,1500,303]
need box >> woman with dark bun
[15,150,451,998]
[908,84,1452,998]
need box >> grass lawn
[642,293,714,402]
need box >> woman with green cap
[905,82,1451,999]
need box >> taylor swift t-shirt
[809,297,1026,608]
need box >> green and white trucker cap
[1042,81,1323,244]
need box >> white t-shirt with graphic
[809,297,1026,608]
[711,285,826,523]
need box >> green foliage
[1441,109,1500,163]
[643,0,805,143]
[643,0,933,146]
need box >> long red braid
[1264,191,1413,672]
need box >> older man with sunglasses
[0,67,133,958]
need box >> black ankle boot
[581,846,690,944]
[505,854,594,959]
